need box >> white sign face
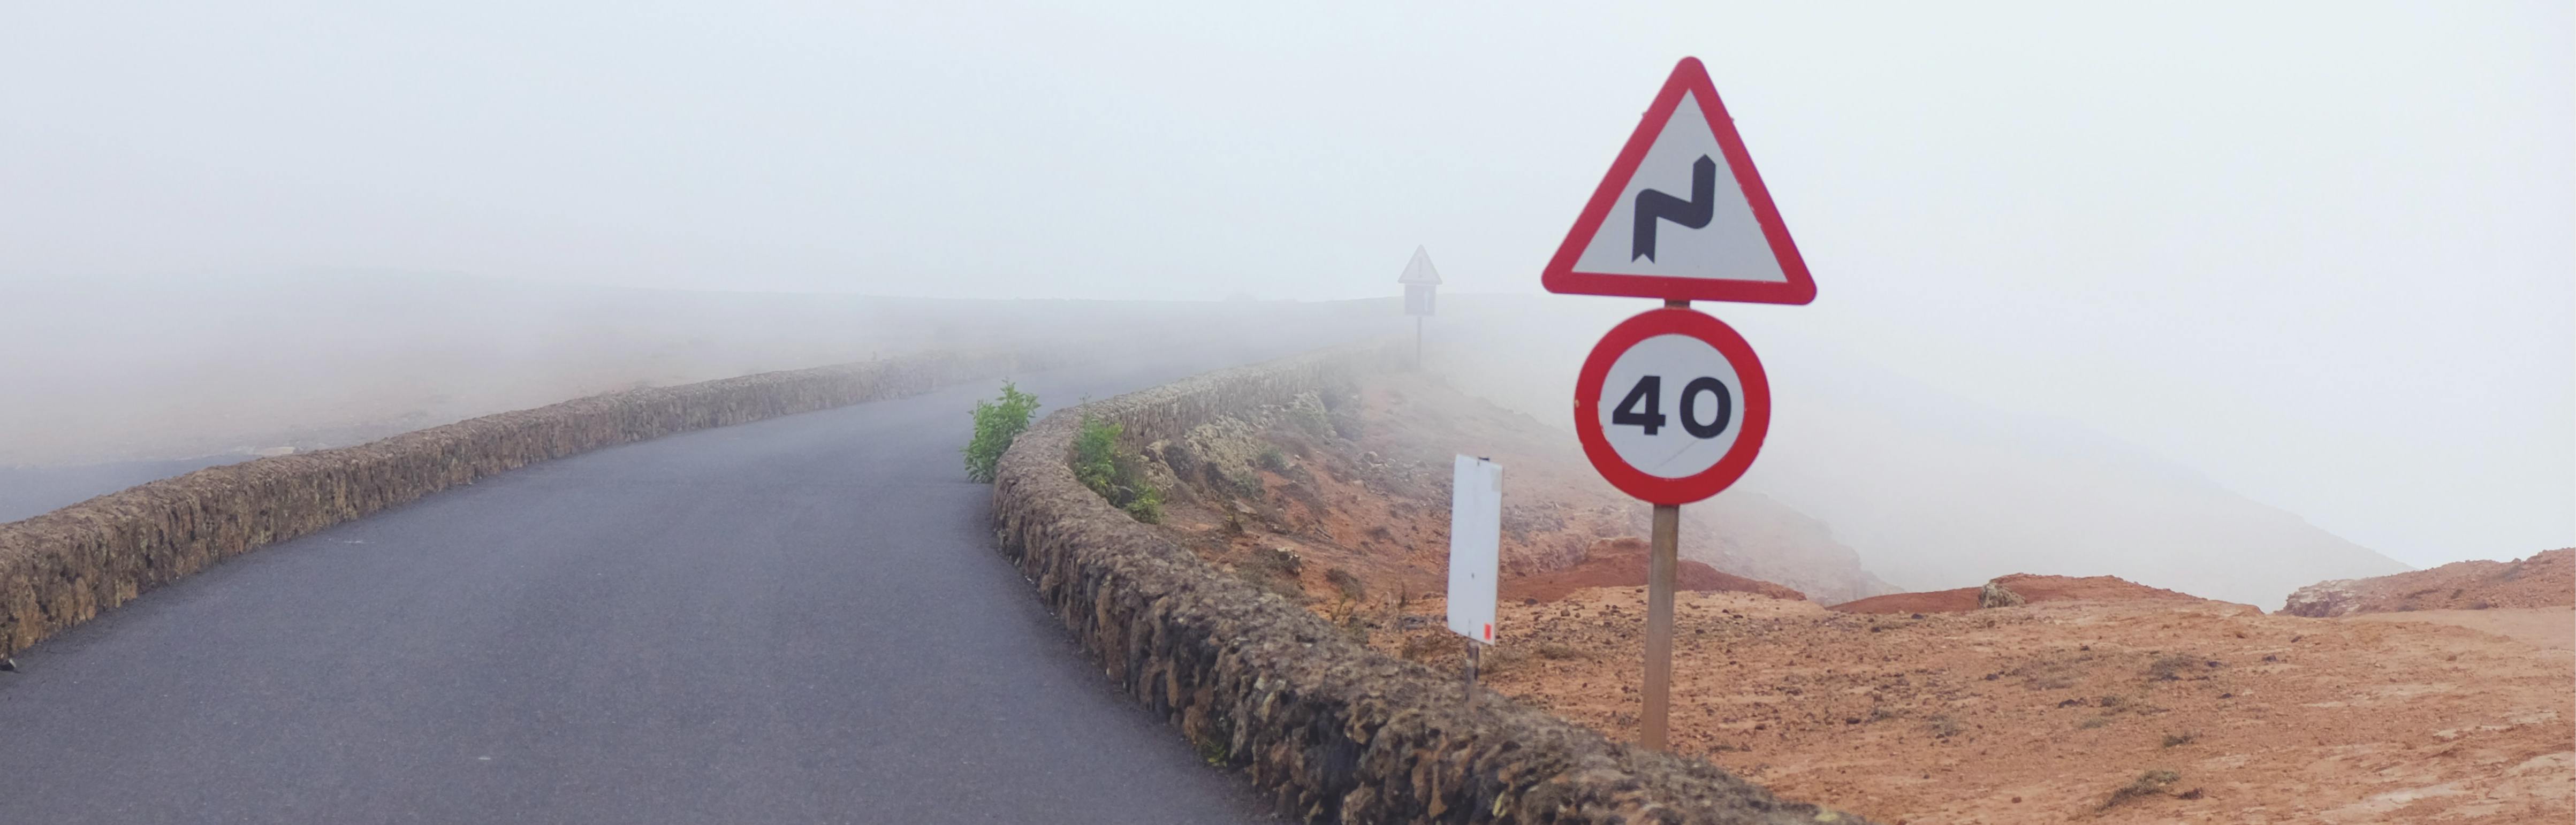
[1445,455,1502,644]
[1541,57,1815,306]
[1404,284,1436,316]
[1397,246,1443,285]
[1568,91,1787,285]
[1595,333,1746,479]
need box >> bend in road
[0,345,1314,824]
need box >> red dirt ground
[1143,373,2574,822]
[1828,573,2222,614]
[1146,370,1886,613]
[2282,548,2573,617]
[1374,590,2574,824]
[1503,537,1807,603]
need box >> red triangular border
[1541,57,1817,305]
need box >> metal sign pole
[1547,59,1817,752]
[1464,641,1480,706]
[1642,502,1679,750]
[1637,295,1692,751]
[1415,315,1424,369]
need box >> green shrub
[1122,486,1164,524]
[1287,392,1331,436]
[1072,415,1121,492]
[1256,446,1290,473]
[962,382,1039,483]
[1073,415,1165,523]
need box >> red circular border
[1572,308,1772,505]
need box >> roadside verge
[989,340,1860,824]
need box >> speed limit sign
[1572,307,1771,505]
[1543,56,1808,753]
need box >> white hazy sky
[3,2,2569,566]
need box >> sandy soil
[1144,370,2574,823]
[2284,549,2572,617]
[1831,573,2226,614]
[1508,537,1806,603]
[2347,608,2574,651]
[1146,370,1888,608]
[1366,591,2573,824]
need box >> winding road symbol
[1541,57,1817,304]
[1631,155,1716,262]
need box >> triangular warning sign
[1542,58,1816,305]
[1396,246,1443,285]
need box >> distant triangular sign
[1542,58,1815,305]
[1397,246,1442,285]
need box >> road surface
[0,351,1290,824]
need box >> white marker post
[1398,246,1441,368]
[1445,455,1502,703]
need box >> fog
[0,274,1397,518]
[3,3,2569,581]
[1426,295,2411,608]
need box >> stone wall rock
[990,341,1866,825]
[0,349,1047,656]
[1976,579,2026,609]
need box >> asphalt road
[0,351,1290,824]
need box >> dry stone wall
[1,349,1046,656]
[990,342,1864,825]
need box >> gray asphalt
[0,351,1287,824]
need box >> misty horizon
[5,3,2569,574]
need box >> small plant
[1325,600,1370,641]
[1195,733,1230,766]
[1234,546,1307,602]
[2147,654,2201,682]
[962,382,1039,483]
[2162,731,2199,748]
[2101,769,2181,811]
[1399,632,1450,662]
[1329,407,1364,440]
[1287,392,1332,436]
[1256,446,1291,473]
[1475,645,1530,677]
[1925,715,1963,739]
[1194,713,1235,766]
[1325,566,1366,601]
[1256,545,1304,576]
[1071,415,1165,523]
[1122,486,1164,524]
[1534,642,1594,661]
[1072,415,1122,493]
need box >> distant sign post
[1543,57,1815,751]
[1445,455,1502,701]
[1398,246,1441,366]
